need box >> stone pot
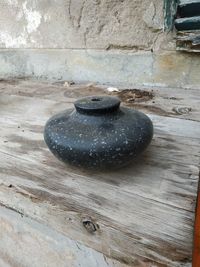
[44,95,153,169]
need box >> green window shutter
[175,0,200,51]
[164,0,178,30]
[175,0,200,30]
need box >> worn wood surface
[178,1,200,18]
[176,31,200,52]
[175,16,200,31]
[0,205,128,267]
[0,79,200,267]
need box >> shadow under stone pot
[44,95,153,170]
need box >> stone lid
[74,96,121,114]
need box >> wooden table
[0,79,199,267]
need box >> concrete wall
[0,0,199,87]
[0,0,165,50]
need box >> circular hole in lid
[91,97,101,102]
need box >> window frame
[164,0,178,30]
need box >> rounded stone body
[44,96,153,169]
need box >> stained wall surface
[0,0,166,50]
[0,0,199,88]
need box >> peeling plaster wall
[0,0,168,50]
[0,0,199,88]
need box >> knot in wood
[172,107,192,115]
[82,218,99,233]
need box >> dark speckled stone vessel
[44,96,153,169]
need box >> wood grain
[0,205,129,267]
[0,79,199,121]
[0,79,199,267]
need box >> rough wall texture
[0,0,168,51]
[0,0,199,88]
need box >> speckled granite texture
[44,96,153,169]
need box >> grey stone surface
[0,49,200,88]
[44,95,153,169]
[0,49,154,85]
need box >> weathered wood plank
[0,79,199,122]
[0,81,199,267]
[176,30,200,52]
[175,16,200,31]
[178,1,200,18]
[0,205,128,267]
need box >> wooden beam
[176,30,200,52]
[175,16,200,31]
